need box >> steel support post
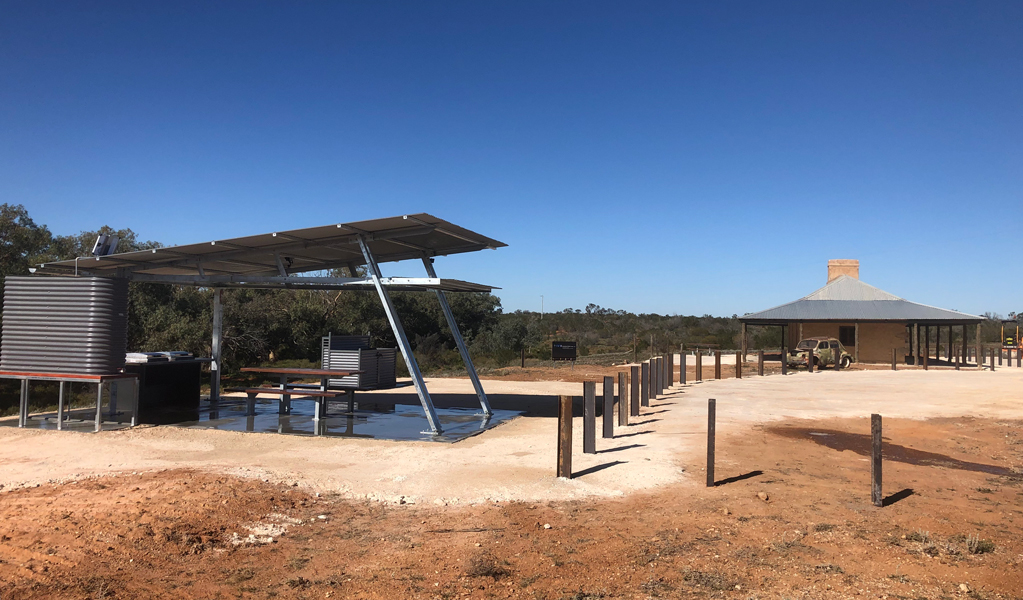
[94,382,104,433]
[57,381,65,431]
[211,288,223,405]
[130,378,139,427]
[19,379,28,427]
[359,236,442,433]
[422,257,492,415]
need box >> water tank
[1,276,129,374]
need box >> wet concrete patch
[766,426,1015,476]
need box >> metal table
[0,370,139,432]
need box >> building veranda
[740,260,982,365]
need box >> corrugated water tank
[1,276,129,374]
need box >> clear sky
[2,1,1020,317]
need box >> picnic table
[231,367,362,420]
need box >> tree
[0,204,52,278]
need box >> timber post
[871,414,882,507]
[557,395,573,478]
[706,398,716,488]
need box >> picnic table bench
[228,367,362,421]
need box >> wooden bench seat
[223,387,353,420]
[225,387,342,397]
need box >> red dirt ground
[2,414,1021,599]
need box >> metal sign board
[552,341,577,362]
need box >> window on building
[839,326,856,347]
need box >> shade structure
[33,213,506,280]
[19,213,505,435]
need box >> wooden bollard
[662,355,669,390]
[999,348,1003,366]
[808,350,815,373]
[706,398,716,487]
[714,351,721,379]
[649,359,657,400]
[618,372,628,426]
[680,351,687,384]
[955,349,960,370]
[990,349,995,371]
[781,345,788,375]
[520,347,525,368]
[557,395,573,478]
[653,358,661,398]
[834,346,841,371]
[923,351,928,370]
[735,351,742,378]
[758,350,764,376]
[630,365,640,416]
[668,352,674,386]
[583,382,596,454]
[602,376,614,439]
[696,351,703,381]
[891,348,897,371]
[641,362,650,407]
[871,414,882,507]
[1017,348,1021,368]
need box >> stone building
[740,260,982,364]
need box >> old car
[788,337,852,369]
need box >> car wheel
[841,356,852,368]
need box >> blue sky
[2,1,1020,317]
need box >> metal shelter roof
[32,213,504,292]
[741,276,982,324]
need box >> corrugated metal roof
[742,276,981,323]
[33,213,505,278]
[802,276,902,301]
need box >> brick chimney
[827,259,859,283]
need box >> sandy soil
[1,367,1022,598]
